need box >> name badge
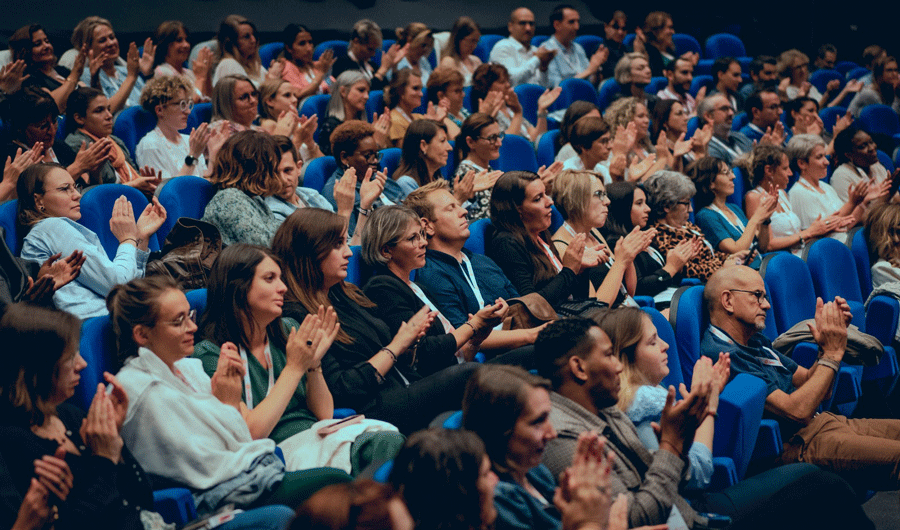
[761,357,784,368]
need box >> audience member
[385,70,427,146]
[649,99,699,171]
[279,24,334,100]
[777,48,861,107]
[544,5,607,88]
[697,94,752,165]
[292,480,411,530]
[213,15,273,88]
[425,66,469,137]
[317,71,388,157]
[209,74,260,140]
[272,208,480,434]
[552,169,651,307]
[9,24,85,113]
[487,171,602,312]
[109,275,350,513]
[201,131,283,246]
[361,205,506,370]
[452,113,504,220]
[691,156,774,268]
[152,20,212,102]
[604,97,664,180]
[738,55,778,101]
[710,57,745,112]
[813,43,838,72]
[266,136,335,221]
[17,163,165,318]
[77,17,148,113]
[563,116,612,181]
[866,200,900,290]
[612,52,659,110]
[703,265,900,493]
[392,119,452,195]
[859,45,887,86]
[489,8,556,87]
[439,17,483,87]
[740,89,787,144]
[394,23,434,86]
[0,226,83,314]
[332,19,404,92]
[136,75,210,180]
[471,63,558,143]
[847,55,900,117]
[257,78,322,162]
[657,56,697,116]
[554,101,600,162]
[600,10,629,81]
[829,125,890,202]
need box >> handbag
[146,218,223,290]
[503,293,558,330]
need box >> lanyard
[538,237,564,272]
[647,245,666,266]
[710,326,784,368]
[709,135,741,160]
[707,203,746,233]
[408,283,454,333]
[459,254,485,308]
[238,343,275,410]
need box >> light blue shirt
[80,62,145,110]
[264,187,335,222]
[396,56,433,86]
[20,217,148,319]
[543,35,589,88]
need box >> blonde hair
[604,97,653,152]
[140,75,194,113]
[552,170,603,225]
[777,49,809,79]
[866,201,900,268]
[404,179,450,220]
[594,307,654,411]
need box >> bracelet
[379,347,398,363]
[761,219,772,226]
[816,358,840,373]
[307,365,323,373]
[121,237,141,246]
[461,321,476,334]
[537,111,549,119]
[357,206,372,216]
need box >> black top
[363,268,458,377]
[605,232,678,298]
[486,229,582,309]
[282,286,422,414]
[0,404,153,530]
[0,140,77,172]
[317,116,343,157]
[331,55,388,91]
[22,66,72,93]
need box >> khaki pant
[782,412,900,491]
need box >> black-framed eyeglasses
[478,132,505,143]
[360,151,383,162]
[728,289,769,304]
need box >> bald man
[701,265,900,491]
[490,7,556,87]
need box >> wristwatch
[184,155,197,166]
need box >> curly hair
[746,143,786,188]
[140,75,194,113]
[207,130,283,196]
[604,96,653,152]
[330,120,375,164]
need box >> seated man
[738,55,778,101]
[740,88,789,145]
[405,180,544,353]
[539,316,874,530]
[489,7,556,87]
[543,4,607,87]
[698,94,752,165]
[702,265,900,492]
[710,57,745,113]
[813,44,838,73]
[657,56,697,117]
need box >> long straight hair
[393,119,446,185]
[594,307,652,411]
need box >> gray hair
[614,52,648,85]
[643,170,695,221]
[327,71,369,121]
[351,19,383,44]
[211,74,255,122]
[695,95,722,121]
[360,205,422,267]
[786,134,826,173]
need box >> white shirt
[213,57,267,88]
[489,37,549,87]
[561,155,612,184]
[135,127,207,181]
[830,162,889,203]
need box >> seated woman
[258,78,323,162]
[8,23,85,112]
[213,15,274,88]
[848,55,900,117]
[551,169,651,308]
[439,17,483,87]
[562,116,613,183]
[691,156,775,268]
[392,119,452,195]
[395,23,435,86]
[650,99,705,171]
[830,125,891,203]
[64,87,160,193]
[331,19,404,91]
[17,163,165,318]
[604,96,665,182]
[202,131,284,246]
[426,66,469,138]
[486,171,603,313]
[599,306,730,491]
[454,113,505,220]
[135,75,210,180]
[386,70,426,146]
[470,63,558,144]
[462,364,613,530]
[77,17,147,113]
[271,208,480,434]
[642,170,746,283]
[266,136,335,221]
[152,20,212,102]
[0,87,108,195]
[633,12,678,77]
[389,428,498,530]
[555,101,601,163]
[787,134,871,239]
[777,49,861,108]
[744,143,837,254]
[360,205,505,372]
[317,71,389,157]
[110,276,350,513]
[209,74,261,138]
[866,200,900,290]
[322,120,398,237]
[194,244,404,474]
[279,23,334,100]
[611,52,658,109]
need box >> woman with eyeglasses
[209,74,261,140]
[17,163,166,318]
[135,75,210,181]
[470,63,559,144]
[777,49,861,108]
[453,113,505,221]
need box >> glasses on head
[360,151,383,162]
[478,132,505,144]
[54,183,79,196]
[169,99,194,112]
[165,309,197,330]
[729,289,769,304]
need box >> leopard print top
[652,222,730,282]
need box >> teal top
[193,318,319,443]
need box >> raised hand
[0,59,27,94]
[361,168,388,209]
[656,382,710,458]
[37,250,85,291]
[126,42,140,77]
[504,88,522,115]
[135,195,168,241]
[537,87,562,113]
[554,432,614,530]
[627,154,657,182]
[273,109,299,137]
[760,121,785,146]
[13,477,52,530]
[3,146,43,199]
[615,225,652,265]
[192,46,213,81]
[80,384,124,462]
[109,195,141,244]
[210,342,246,407]
[807,298,848,363]
[665,238,696,272]
[833,111,853,137]
[691,123,713,154]
[372,109,391,147]
[333,167,358,216]
[424,100,448,122]
[588,45,609,71]
[478,90,505,117]
[285,311,326,372]
[393,306,435,355]
[103,371,129,432]
[314,48,336,75]
[296,114,318,148]
[453,169,476,203]
[672,132,692,158]
[139,37,156,76]
[473,169,503,193]
[537,161,564,191]
[71,137,115,177]
[267,58,285,81]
